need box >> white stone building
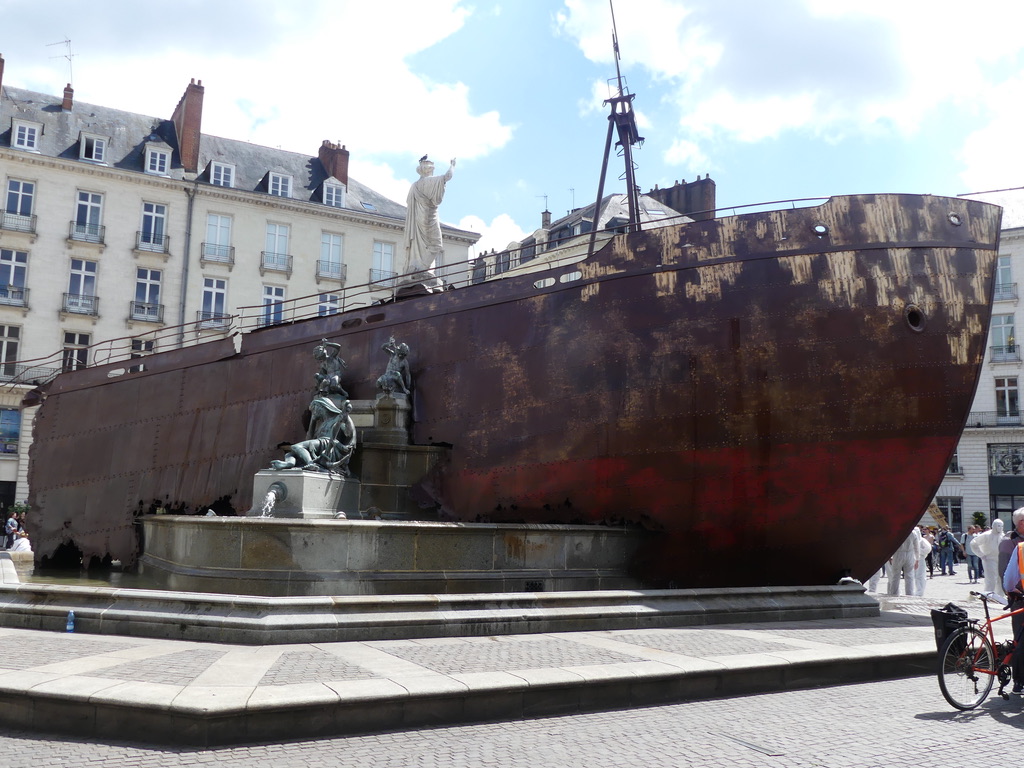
[0,55,478,507]
[931,188,1024,532]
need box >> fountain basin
[139,515,649,596]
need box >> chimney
[171,78,205,174]
[62,83,74,111]
[541,209,551,229]
[0,55,5,95]
[318,140,350,186]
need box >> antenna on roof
[47,38,76,85]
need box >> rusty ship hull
[28,193,1001,587]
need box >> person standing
[962,526,981,584]
[3,510,16,550]
[914,527,932,596]
[937,527,957,575]
[887,529,920,596]
[973,520,1006,599]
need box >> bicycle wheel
[938,626,995,710]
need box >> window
[319,233,344,279]
[268,173,291,197]
[996,255,1016,300]
[5,179,34,217]
[203,214,233,263]
[129,339,154,373]
[73,191,103,242]
[996,377,1019,423]
[262,285,285,327]
[947,448,962,475]
[935,497,963,533]
[65,259,97,314]
[263,223,291,273]
[991,494,1024,529]
[211,162,234,188]
[146,147,169,175]
[62,331,90,372]
[990,444,1024,476]
[324,182,345,208]
[318,293,339,316]
[0,249,27,307]
[372,241,395,283]
[12,120,40,151]
[132,268,162,322]
[0,326,19,379]
[139,202,168,252]
[0,409,19,454]
[992,314,1016,360]
[80,134,106,162]
[200,278,228,326]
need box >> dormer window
[324,181,345,208]
[80,133,107,163]
[146,147,169,175]
[211,162,234,188]
[11,120,41,151]
[269,173,291,198]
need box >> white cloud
[459,214,528,257]
[663,138,710,169]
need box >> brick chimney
[318,140,350,186]
[645,176,717,222]
[171,78,205,174]
[62,83,74,111]
[0,55,5,95]
[541,209,551,229]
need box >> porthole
[948,213,963,226]
[534,277,556,289]
[341,318,362,329]
[812,223,829,237]
[904,304,926,333]
[559,270,582,283]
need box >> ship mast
[588,0,644,257]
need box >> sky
[4,0,1024,258]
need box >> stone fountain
[138,337,649,596]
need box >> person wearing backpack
[938,527,957,576]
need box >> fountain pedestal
[250,469,360,519]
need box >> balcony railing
[200,242,235,266]
[260,251,293,276]
[369,268,396,286]
[196,310,231,330]
[991,344,1021,362]
[965,411,1024,428]
[0,362,60,385]
[995,282,1018,302]
[129,300,164,323]
[62,292,99,316]
[0,285,28,307]
[68,221,105,244]
[0,211,35,234]
[136,230,170,253]
[316,260,347,282]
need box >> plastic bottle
[65,610,75,633]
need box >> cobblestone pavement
[0,674,1020,767]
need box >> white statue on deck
[402,155,455,288]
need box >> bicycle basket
[930,603,969,651]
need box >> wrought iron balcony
[316,260,347,282]
[991,344,1022,363]
[369,268,396,286]
[0,211,35,234]
[0,362,60,385]
[68,220,105,244]
[965,411,1024,428]
[0,285,28,307]
[260,251,293,276]
[62,292,98,315]
[995,282,1019,302]
[200,242,234,266]
[136,230,170,253]
[196,310,231,330]
[129,300,164,323]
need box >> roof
[0,84,476,239]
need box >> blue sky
[4,0,1024,255]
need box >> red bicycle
[936,591,1024,710]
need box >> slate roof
[0,84,472,237]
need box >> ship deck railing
[0,194,837,392]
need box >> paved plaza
[0,565,1014,763]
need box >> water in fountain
[259,490,278,518]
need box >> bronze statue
[313,339,347,398]
[376,336,411,396]
[271,397,356,475]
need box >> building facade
[932,189,1024,532]
[0,55,478,507]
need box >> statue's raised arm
[401,155,455,290]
